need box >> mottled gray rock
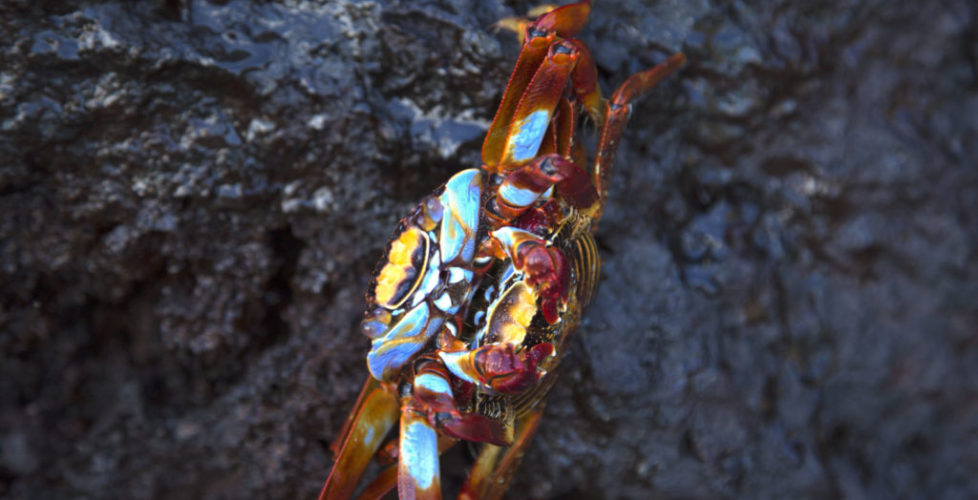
[1,0,975,498]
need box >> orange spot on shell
[375,227,429,309]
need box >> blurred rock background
[1,0,976,498]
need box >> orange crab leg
[564,38,603,123]
[499,39,595,169]
[459,407,546,500]
[482,31,555,168]
[354,464,398,500]
[320,378,399,500]
[398,357,521,499]
[495,40,576,169]
[353,435,457,500]
[593,52,687,221]
[398,409,441,500]
[484,2,600,170]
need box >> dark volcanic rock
[1,0,976,498]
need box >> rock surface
[1,0,976,498]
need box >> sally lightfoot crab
[320,2,685,499]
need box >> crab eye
[539,157,558,176]
[552,42,573,55]
[361,307,392,339]
[415,196,443,231]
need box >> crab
[319,2,685,499]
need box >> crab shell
[361,168,485,382]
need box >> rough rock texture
[1,0,976,498]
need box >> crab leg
[483,4,601,170]
[530,2,602,121]
[482,30,555,168]
[398,356,529,499]
[458,407,546,500]
[496,40,577,169]
[498,39,603,170]
[354,433,457,500]
[593,52,687,217]
[396,360,507,499]
[553,96,576,157]
[319,378,399,500]
[354,464,398,500]
[398,408,441,500]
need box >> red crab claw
[513,199,562,235]
[440,342,554,395]
[490,227,571,324]
[479,342,555,394]
[520,242,571,325]
[494,153,600,221]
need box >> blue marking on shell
[509,110,550,162]
[499,182,542,208]
[448,266,471,284]
[438,266,475,314]
[401,420,439,490]
[367,303,443,381]
[415,372,452,397]
[439,169,482,265]
[432,292,456,313]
